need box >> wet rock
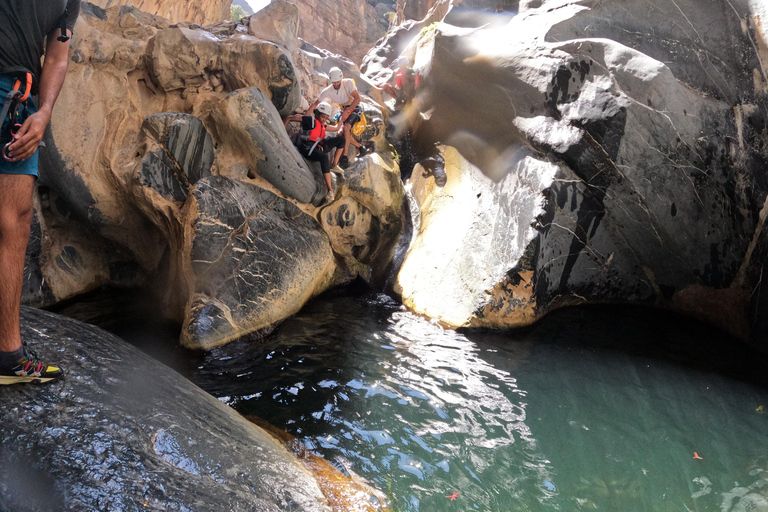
[179,176,336,349]
[396,146,548,327]
[0,307,332,512]
[139,113,214,202]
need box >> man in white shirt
[306,67,368,169]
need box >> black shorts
[343,105,361,126]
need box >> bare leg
[0,174,35,353]
[324,173,332,192]
[332,148,343,167]
[342,124,361,158]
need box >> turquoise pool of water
[176,293,768,512]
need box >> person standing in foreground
[306,67,368,170]
[0,0,80,385]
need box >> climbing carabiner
[2,141,14,162]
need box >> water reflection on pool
[188,294,768,511]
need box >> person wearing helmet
[379,55,416,106]
[306,66,366,170]
[284,101,345,202]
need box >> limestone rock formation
[0,307,333,511]
[393,0,768,346]
[294,0,389,64]
[23,3,405,348]
[244,0,301,56]
[88,0,230,25]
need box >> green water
[183,293,768,512]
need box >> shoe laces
[19,346,46,374]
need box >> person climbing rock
[306,67,367,170]
[0,0,80,384]
[379,56,416,106]
[284,101,345,202]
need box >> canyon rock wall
[295,0,389,64]
[89,0,231,25]
[392,0,768,347]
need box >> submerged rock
[0,307,332,511]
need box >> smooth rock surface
[0,307,332,512]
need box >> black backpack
[292,115,322,155]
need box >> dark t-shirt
[0,0,81,86]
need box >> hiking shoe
[0,345,63,385]
[325,189,335,203]
[339,155,349,169]
[357,145,368,157]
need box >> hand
[6,110,51,162]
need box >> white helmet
[328,67,343,82]
[316,102,332,116]
[397,56,409,65]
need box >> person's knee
[0,208,32,244]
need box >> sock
[0,346,25,370]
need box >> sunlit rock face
[294,0,390,63]
[0,307,333,511]
[88,0,229,25]
[396,0,768,345]
[23,3,405,348]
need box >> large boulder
[395,0,768,347]
[179,176,337,349]
[0,307,333,511]
[321,154,405,287]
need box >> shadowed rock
[0,307,332,511]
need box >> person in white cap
[379,55,416,105]
[306,67,366,169]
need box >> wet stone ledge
[0,307,332,512]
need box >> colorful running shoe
[0,345,63,385]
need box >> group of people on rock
[284,57,416,202]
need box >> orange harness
[1,72,34,161]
